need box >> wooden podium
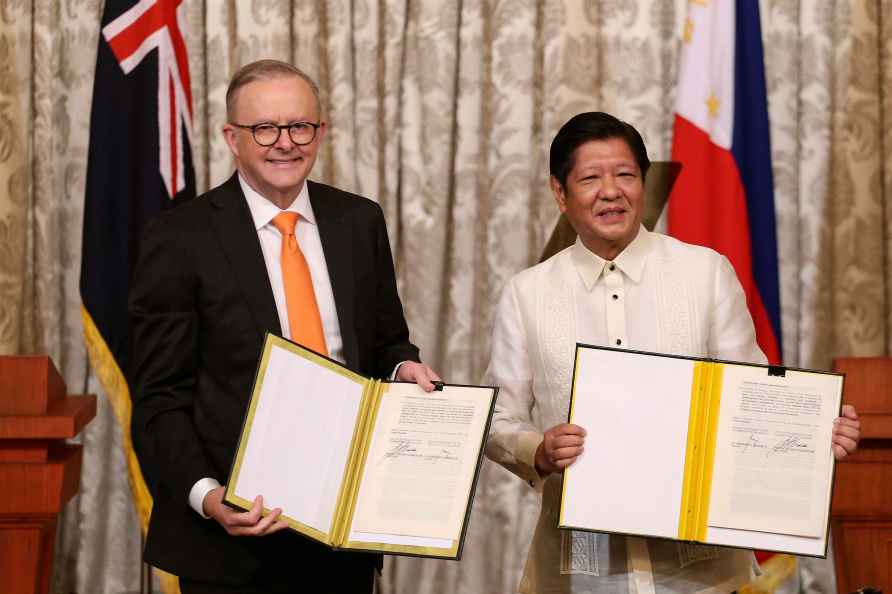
[0,356,96,594]
[831,357,892,594]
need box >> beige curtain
[0,1,889,593]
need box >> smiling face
[222,75,325,209]
[551,137,644,260]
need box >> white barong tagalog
[485,228,766,594]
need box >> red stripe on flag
[107,4,165,64]
[106,0,192,118]
[669,115,781,363]
[169,71,177,195]
[162,0,193,118]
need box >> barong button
[616,339,622,345]
[608,263,615,271]
[612,294,618,300]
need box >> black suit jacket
[129,174,420,583]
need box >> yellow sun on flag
[706,93,720,118]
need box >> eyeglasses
[230,121,321,146]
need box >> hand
[832,404,860,461]
[395,361,442,392]
[534,423,586,477]
[203,487,289,536]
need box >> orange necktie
[271,212,328,356]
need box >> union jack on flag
[103,0,193,198]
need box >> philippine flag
[668,0,782,366]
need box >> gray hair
[225,59,322,121]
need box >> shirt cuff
[390,361,408,380]
[188,477,222,518]
[516,431,547,493]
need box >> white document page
[232,344,364,536]
[705,524,827,557]
[708,365,840,539]
[348,383,492,547]
[561,347,695,539]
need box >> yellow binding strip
[226,340,273,510]
[678,361,724,542]
[694,363,723,541]
[336,378,385,547]
[559,347,584,525]
[331,377,378,546]
[678,361,706,540]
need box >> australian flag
[80,0,195,533]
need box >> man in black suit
[129,59,439,594]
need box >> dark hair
[226,59,322,121]
[549,112,650,188]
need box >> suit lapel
[209,174,281,336]
[309,181,358,370]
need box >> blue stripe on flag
[731,0,783,357]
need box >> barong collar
[570,225,652,290]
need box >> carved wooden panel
[831,357,892,594]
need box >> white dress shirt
[188,175,344,517]
[239,175,344,360]
[485,227,766,594]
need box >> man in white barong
[484,111,861,594]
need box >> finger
[230,495,264,527]
[417,372,436,392]
[266,519,290,534]
[553,455,581,469]
[840,404,858,419]
[832,434,858,453]
[549,442,584,458]
[832,443,850,460]
[551,435,585,449]
[834,417,861,431]
[833,424,860,440]
[564,424,587,437]
[427,367,442,382]
[252,508,283,535]
[834,416,860,428]
[551,445,584,461]
[229,507,280,537]
[550,424,586,437]
[405,364,436,392]
[550,446,584,460]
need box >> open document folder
[224,334,497,559]
[559,344,844,558]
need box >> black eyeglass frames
[229,121,321,146]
